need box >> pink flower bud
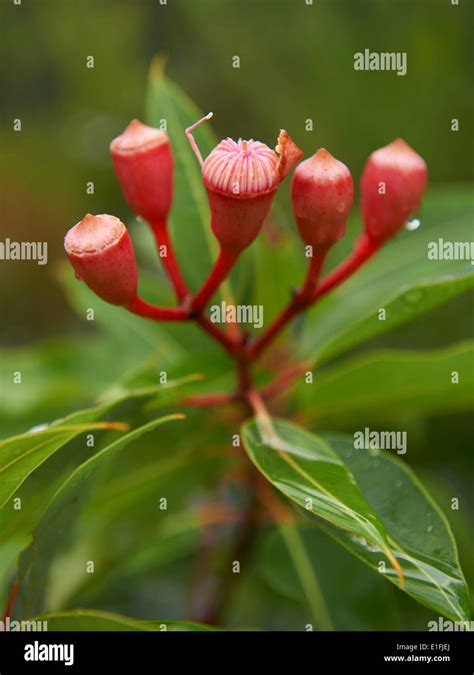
[291,148,354,250]
[187,115,303,253]
[360,139,428,241]
[110,119,173,224]
[65,214,138,306]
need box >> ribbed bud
[64,214,138,306]
[360,139,428,241]
[200,129,303,252]
[110,119,173,223]
[291,148,354,250]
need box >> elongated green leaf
[0,404,128,511]
[140,619,216,631]
[146,58,218,289]
[62,513,202,607]
[0,337,125,437]
[242,417,404,584]
[29,609,211,631]
[299,187,474,362]
[0,371,196,517]
[242,417,470,621]
[260,525,400,630]
[319,434,471,624]
[82,447,230,532]
[296,341,474,424]
[36,428,231,614]
[271,522,333,630]
[0,375,196,553]
[18,414,183,615]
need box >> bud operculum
[110,119,174,224]
[360,139,428,242]
[64,214,138,306]
[291,148,354,251]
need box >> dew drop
[28,422,51,433]
[404,288,424,305]
[426,524,434,534]
[405,218,421,231]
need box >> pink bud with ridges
[187,114,303,253]
[360,139,428,241]
[64,214,138,306]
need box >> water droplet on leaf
[405,218,421,231]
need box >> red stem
[247,235,381,361]
[150,219,189,302]
[246,249,327,361]
[196,315,241,356]
[260,360,313,400]
[150,222,242,353]
[191,248,239,314]
[126,295,188,321]
[312,233,381,300]
[3,578,20,622]
[299,250,329,300]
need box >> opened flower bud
[187,114,303,253]
[65,214,138,306]
[360,139,428,241]
[291,148,354,250]
[110,119,173,224]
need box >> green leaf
[61,513,202,607]
[0,375,196,556]
[28,609,212,631]
[242,417,470,621]
[296,341,474,424]
[300,187,474,362]
[22,420,232,610]
[18,414,184,615]
[320,434,471,624]
[0,372,195,518]
[146,58,218,289]
[242,418,404,583]
[0,404,129,511]
[271,522,333,630]
[260,525,400,630]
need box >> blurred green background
[0,0,472,343]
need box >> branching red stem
[126,295,188,321]
[150,219,189,301]
[246,248,327,360]
[247,234,380,361]
[260,360,313,400]
[312,233,381,300]
[196,315,241,357]
[191,248,239,314]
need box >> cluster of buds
[64,112,427,357]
